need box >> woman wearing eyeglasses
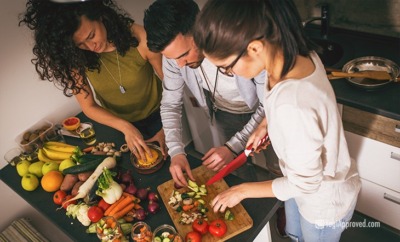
[194,0,361,241]
[20,0,166,161]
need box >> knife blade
[206,134,269,186]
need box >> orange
[41,170,64,192]
[137,148,159,167]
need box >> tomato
[208,219,227,238]
[97,198,111,212]
[87,205,104,223]
[53,190,67,205]
[192,218,208,235]
[62,195,77,209]
[185,231,202,242]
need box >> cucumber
[77,154,109,164]
[62,158,104,174]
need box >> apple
[21,173,39,191]
[16,159,31,177]
[42,161,60,175]
[28,161,45,178]
[59,158,76,172]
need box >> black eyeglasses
[218,48,247,77]
[217,36,264,77]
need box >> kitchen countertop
[0,113,280,242]
[306,25,400,121]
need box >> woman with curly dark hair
[20,0,166,160]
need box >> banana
[38,148,62,163]
[43,147,72,160]
[44,143,78,153]
[45,141,75,147]
[44,141,78,153]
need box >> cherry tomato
[209,219,227,238]
[53,190,67,205]
[87,205,104,223]
[192,218,209,235]
[185,231,202,242]
[97,198,111,212]
[62,195,77,209]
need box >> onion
[147,191,159,202]
[124,180,137,195]
[120,170,132,185]
[136,187,150,200]
[147,201,160,214]
[134,208,147,221]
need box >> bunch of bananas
[38,141,82,163]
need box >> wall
[294,0,400,38]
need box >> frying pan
[340,56,399,91]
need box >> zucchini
[86,223,97,234]
[224,209,234,221]
[62,158,104,174]
[120,223,133,235]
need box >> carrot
[182,204,195,211]
[109,195,135,216]
[123,192,141,203]
[82,146,94,153]
[113,203,135,220]
[134,203,143,210]
[104,194,126,216]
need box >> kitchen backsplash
[294,0,400,38]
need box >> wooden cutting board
[157,165,253,241]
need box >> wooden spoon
[330,71,392,80]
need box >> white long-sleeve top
[267,52,361,225]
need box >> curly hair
[19,0,138,97]
[144,0,199,53]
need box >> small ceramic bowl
[62,117,81,131]
[130,143,164,174]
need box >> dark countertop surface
[0,113,280,242]
[306,25,400,121]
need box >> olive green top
[86,47,162,122]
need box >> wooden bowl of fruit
[130,143,164,174]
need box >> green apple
[16,159,31,177]
[21,173,39,191]
[59,158,76,172]
[42,161,60,175]
[28,161,45,178]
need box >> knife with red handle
[206,134,269,185]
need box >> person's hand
[246,118,269,155]
[210,184,246,213]
[145,128,168,160]
[169,154,195,187]
[123,125,151,162]
[202,146,234,171]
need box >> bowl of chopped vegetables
[96,216,123,242]
[130,143,164,174]
[131,222,152,241]
[152,224,183,242]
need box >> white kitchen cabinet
[342,105,400,230]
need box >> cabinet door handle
[391,152,400,161]
[384,193,400,205]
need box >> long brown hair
[193,0,317,78]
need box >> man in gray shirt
[144,0,267,186]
